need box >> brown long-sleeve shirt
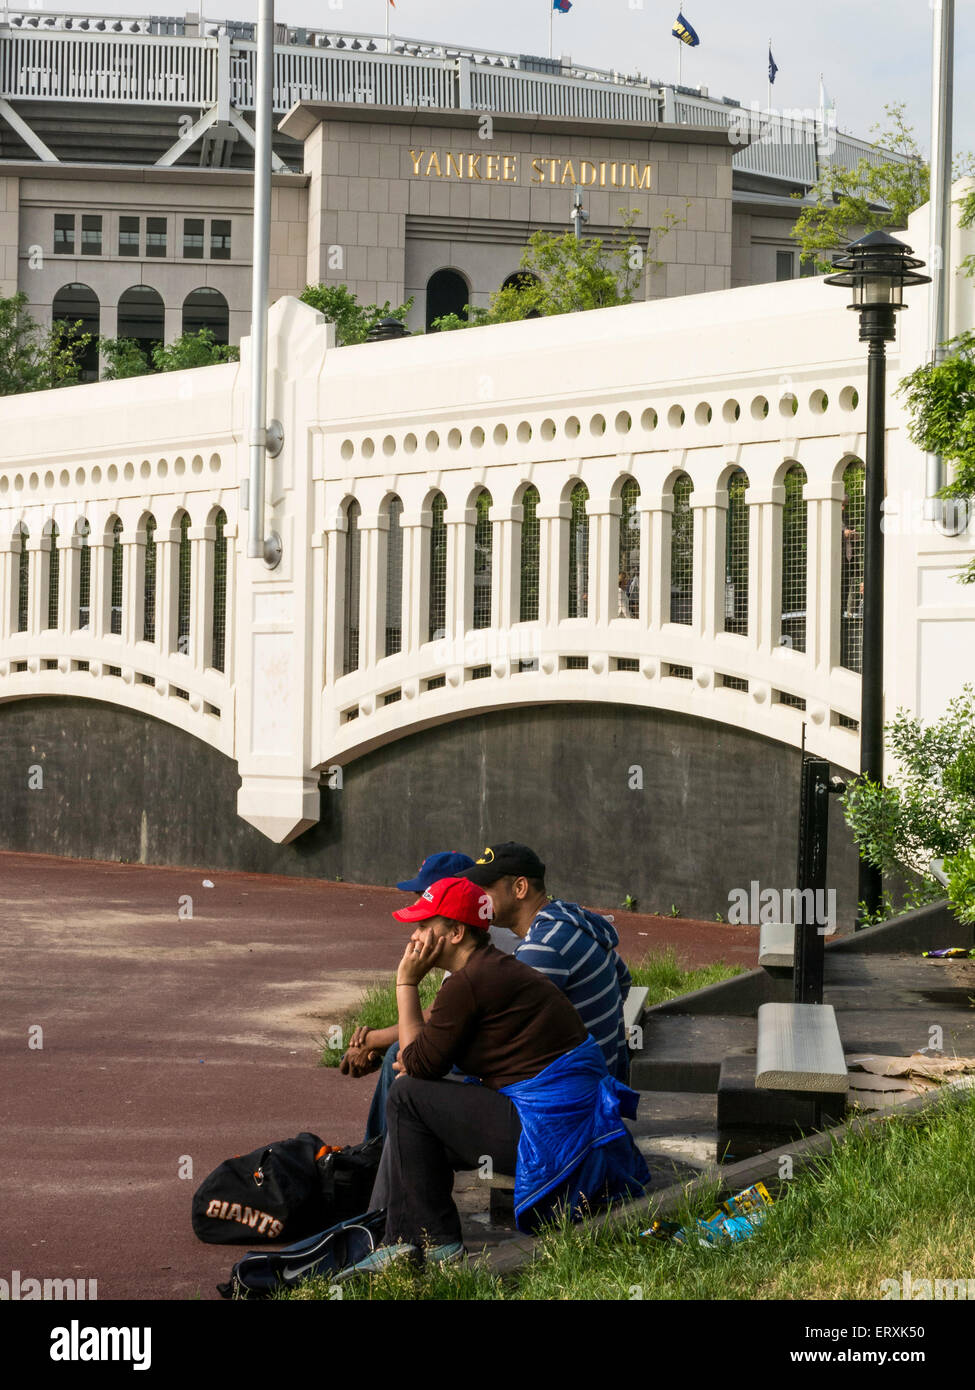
[400,943,587,1090]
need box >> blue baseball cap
[396,851,476,893]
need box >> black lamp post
[825,231,930,924]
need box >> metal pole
[248,0,273,561]
[857,338,887,922]
[925,0,959,527]
[794,757,830,1005]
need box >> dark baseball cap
[396,851,475,893]
[462,842,546,887]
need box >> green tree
[0,291,91,395]
[100,328,239,380]
[898,332,975,584]
[791,104,930,273]
[842,687,975,920]
[299,283,413,345]
[431,206,685,331]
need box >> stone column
[189,525,212,673]
[398,507,431,655]
[25,531,46,636]
[585,496,621,628]
[445,501,475,647]
[536,499,571,626]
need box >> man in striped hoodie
[463,843,632,1082]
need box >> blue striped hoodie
[514,901,631,1082]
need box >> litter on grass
[643,1182,773,1248]
[921,947,975,958]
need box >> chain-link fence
[343,500,361,675]
[780,465,807,652]
[17,525,29,633]
[840,460,865,673]
[670,474,693,624]
[78,519,91,631]
[143,516,156,642]
[428,492,447,642]
[568,482,589,619]
[212,509,227,672]
[618,478,640,618]
[473,489,492,630]
[519,485,540,623]
[724,470,749,635]
[47,524,59,631]
[176,512,191,654]
[384,495,403,657]
[110,518,123,636]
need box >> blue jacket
[500,1034,650,1232]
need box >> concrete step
[756,1002,848,1094]
[630,1013,756,1092]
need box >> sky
[41,0,975,156]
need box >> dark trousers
[372,1075,521,1247]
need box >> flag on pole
[554,0,572,12]
[768,47,778,84]
[673,13,700,47]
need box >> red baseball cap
[392,876,493,930]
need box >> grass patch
[318,970,445,1067]
[281,1087,975,1300]
[629,946,745,1005]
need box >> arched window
[426,269,469,331]
[567,482,589,619]
[724,470,749,635]
[501,270,540,292]
[52,283,100,382]
[384,495,403,657]
[78,519,91,630]
[176,512,191,654]
[17,525,29,633]
[343,500,361,675]
[212,509,227,672]
[840,460,865,672]
[110,518,123,635]
[473,489,493,630]
[519,485,540,623]
[117,286,164,364]
[670,474,694,624]
[143,515,157,642]
[780,464,808,652]
[428,493,447,641]
[618,478,640,619]
[47,523,60,631]
[182,287,230,345]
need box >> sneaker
[425,1240,466,1267]
[333,1242,419,1283]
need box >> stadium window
[119,216,140,257]
[183,219,205,259]
[210,220,232,260]
[146,217,167,258]
[54,214,75,256]
[81,215,102,256]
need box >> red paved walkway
[0,851,758,1300]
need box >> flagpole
[678,38,682,87]
[549,1,553,60]
[767,36,771,114]
[385,2,390,54]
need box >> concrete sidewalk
[0,850,759,1300]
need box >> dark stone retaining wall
[0,695,860,921]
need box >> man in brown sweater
[351,875,586,1275]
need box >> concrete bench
[758,921,795,969]
[755,1002,849,1094]
[624,986,649,1033]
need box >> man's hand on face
[396,931,445,986]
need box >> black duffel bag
[217,1208,388,1298]
[192,1133,383,1245]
